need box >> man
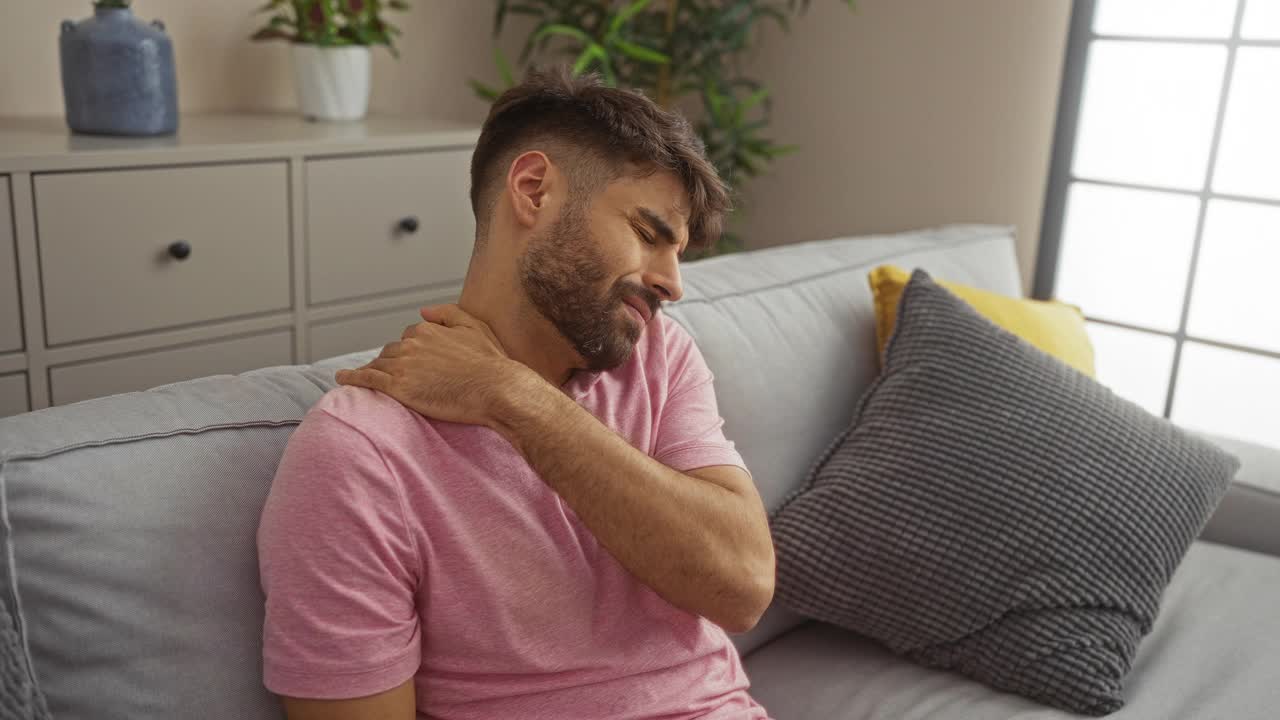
[257,67,776,719]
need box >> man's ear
[506,151,553,229]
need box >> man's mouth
[622,295,653,325]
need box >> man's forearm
[487,372,775,632]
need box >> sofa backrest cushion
[664,225,1021,514]
[0,353,370,720]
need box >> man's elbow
[716,562,776,634]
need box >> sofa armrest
[1198,433,1280,558]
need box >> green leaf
[765,143,800,157]
[732,89,769,126]
[600,52,617,86]
[493,0,509,35]
[469,78,501,102]
[494,46,516,88]
[532,23,593,46]
[569,43,616,85]
[733,152,762,177]
[742,87,769,112]
[705,85,726,124]
[610,39,669,65]
[571,43,604,74]
[388,0,409,9]
[608,0,652,37]
[250,27,292,41]
[571,49,591,75]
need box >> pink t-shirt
[257,313,771,719]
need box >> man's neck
[456,262,581,389]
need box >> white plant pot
[291,44,371,121]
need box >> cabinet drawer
[35,163,291,345]
[0,373,28,418]
[50,330,293,406]
[308,293,459,363]
[0,177,22,353]
[307,150,474,305]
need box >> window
[1037,0,1279,450]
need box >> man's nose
[642,255,683,303]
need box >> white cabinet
[0,176,21,354]
[0,114,479,417]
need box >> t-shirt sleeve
[653,322,749,475]
[257,407,421,700]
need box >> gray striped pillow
[770,269,1238,715]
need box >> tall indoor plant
[252,0,409,121]
[472,0,853,255]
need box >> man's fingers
[420,304,474,328]
[422,304,505,352]
[419,304,449,324]
[348,354,402,376]
[366,356,401,374]
[334,366,393,393]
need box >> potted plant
[251,0,409,121]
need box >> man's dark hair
[469,66,730,251]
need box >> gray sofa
[1,225,1277,719]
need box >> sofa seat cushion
[741,541,1280,720]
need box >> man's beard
[517,206,660,371]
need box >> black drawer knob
[398,216,420,234]
[168,241,192,260]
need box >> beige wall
[743,0,1072,294]
[0,0,509,124]
[1,1,1070,292]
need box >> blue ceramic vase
[59,4,179,136]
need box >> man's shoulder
[313,384,413,421]
[583,313,707,402]
[300,385,423,446]
[643,312,706,377]
[302,385,493,461]
[645,312,696,360]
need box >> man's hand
[334,304,529,427]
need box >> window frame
[1034,0,1279,422]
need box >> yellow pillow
[868,264,1096,377]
